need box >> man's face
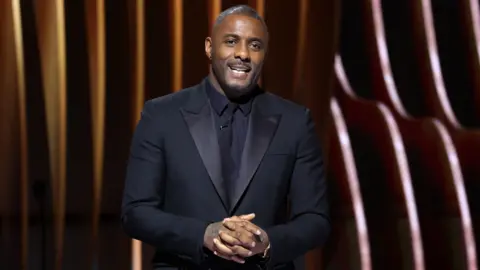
[205,14,268,98]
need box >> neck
[207,70,259,104]
[207,72,226,97]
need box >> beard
[211,59,259,100]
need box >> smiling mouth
[229,65,251,74]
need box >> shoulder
[145,86,196,109]
[135,85,201,138]
[142,84,200,115]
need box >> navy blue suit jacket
[121,78,330,269]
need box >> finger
[240,222,262,236]
[230,245,254,258]
[224,220,262,237]
[218,231,242,246]
[231,228,257,248]
[223,216,243,223]
[231,256,246,264]
[223,213,255,222]
[240,225,263,244]
[213,238,235,256]
[223,220,253,238]
[221,227,254,244]
[212,238,246,264]
[240,213,255,220]
[220,226,256,249]
[222,220,238,231]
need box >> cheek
[212,54,229,69]
[213,60,226,75]
[251,54,265,67]
[215,47,232,60]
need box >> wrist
[203,222,215,248]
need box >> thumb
[240,213,255,220]
[223,213,255,223]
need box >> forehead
[214,14,267,40]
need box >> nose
[234,41,250,61]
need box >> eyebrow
[222,33,265,44]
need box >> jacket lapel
[180,80,229,210]
[229,98,281,213]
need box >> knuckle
[241,250,250,257]
[230,237,239,245]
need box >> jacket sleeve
[121,100,210,265]
[265,109,331,267]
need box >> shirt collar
[205,78,253,116]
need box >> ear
[205,37,212,60]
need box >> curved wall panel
[335,56,424,269]
[412,0,461,128]
[323,97,371,270]
[341,0,479,268]
[424,0,479,127]
[461,0,480,122]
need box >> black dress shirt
[205,80,253,207]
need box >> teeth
[230,66,248,73]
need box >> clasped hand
[204,213,269,264]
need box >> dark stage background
[1,0,479,269]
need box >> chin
[225,82,253,96]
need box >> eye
[250,42,262,50]
[225,39,237,46]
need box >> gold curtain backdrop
[0,0,337,269]
[1,0,480,270]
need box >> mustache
[227,60,252,67]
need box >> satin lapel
[181,104,229,210]
[229,106,281,213]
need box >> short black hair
[213,5,268,33]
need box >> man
[121,5,330,270]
